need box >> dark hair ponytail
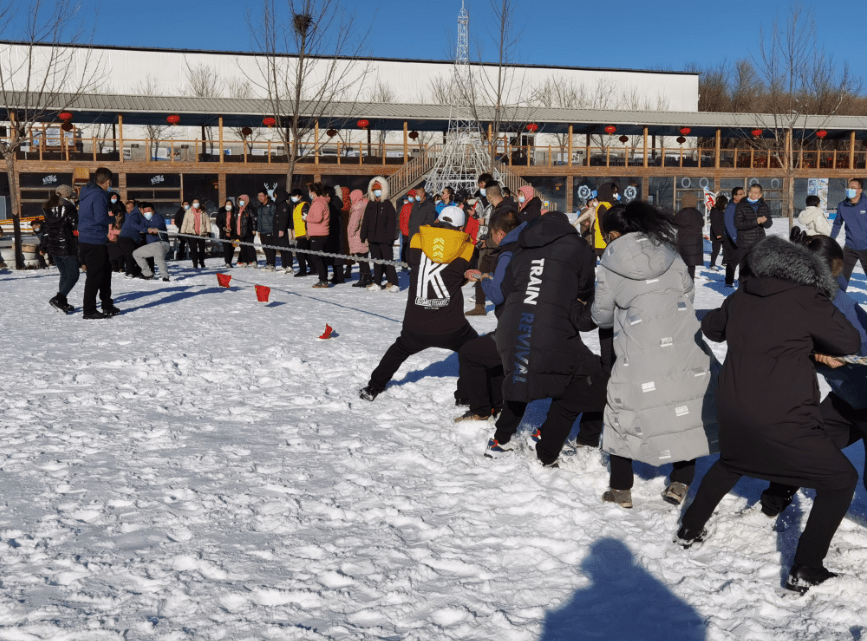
[600,200,678,248]
[790,225,844,276]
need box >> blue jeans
[55,255,80,298]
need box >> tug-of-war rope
[166,231,410,268]
[167,231,867,361]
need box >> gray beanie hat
[56,184,75,198]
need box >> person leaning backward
[76,167,120,319]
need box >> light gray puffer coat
[591,233,719,466]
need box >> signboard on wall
[808,178,829,212]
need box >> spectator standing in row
[674,192,704,280]
[831,179,867,283]
[708,195,728,271]
[291,189,312,277]
[173,200,189,260]
[734,183,772,273]
[399,190,416,267]
[305,182,331,287]
[272,188,294,273]
[218,199,235,267]
[348,188,372,288]
[723,187,744,287]
[180,198,211,269]
[234,194,257,267]
[257,189,277,271]
[361,176,399,292]
[799,195,832,237]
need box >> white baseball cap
[439,205,466,228]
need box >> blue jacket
[822,288,867,409]
[831,194,867,250]
[481,222,527,307]
[723,201,737,244]
[76,182,111,245]
[120,208,147,241]
[142,213,168,244]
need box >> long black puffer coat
[701,236,860,488]
[41,195,79,257]
[273,188,292,234]
[497,213,600,403]
[675,207,705,266]
[361,200,398,245]
[735,197,772,251]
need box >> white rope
[834,355,867,366]
[167,231,409,268]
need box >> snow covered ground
[1,248,867,640]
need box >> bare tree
[184,62,223,156]
[226,76,265,155]
[134,75,174,160]
[459,0,530,170]
[366,79,395,153]
[0,0,102,268]
[246,0,370,189]
[746,3,861,225]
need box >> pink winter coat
[305,196,330,238]
[347,189,368,254]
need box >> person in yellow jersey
[290,188,312,277]
[593,181,621,258]
[359,206,479,402]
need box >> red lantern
[167,114,181,126]
[604,125,617,135]
[679,127,691,136]
[326,128,337,137]
[618,135,629,144]
[526,123,539,133]
[357,119,370,129]
[58,111,73,123]
[263,117,276,127]
[816,130,828,139]
[409,131,419,140]
[61,122,73,132]
[751,128,763,137]
[241,126,253,137]
[676,136,686,145]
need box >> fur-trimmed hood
[745,235,837,299]
[367,175,390,202]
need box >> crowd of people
[357,178,867,595]
[25,167,867,592]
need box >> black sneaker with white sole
[674,525,707,549]
[785,564,838,594]
[359,386,380,402]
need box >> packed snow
[1,245,866,640]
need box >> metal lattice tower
[424,0,499,197]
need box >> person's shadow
[539,538,707,641]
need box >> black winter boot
[785,565,838,594]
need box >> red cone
[255,285,271,303]
[319,324,333,340]
[217,273,232,288]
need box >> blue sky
[81,0,865,80]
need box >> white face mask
[225,203,233,211]
[518,195,525,203]
[110,197,118,203]
[308,194,315,201]
[407,196,414,203]
[480,188,486,197]
[143,212,153,220]
[373,189,382,198]
[183,204,190,210]
[291,196,300,203]
[238,200,245,207]
[192,202,200,209]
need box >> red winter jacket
[464,215,480,244]
[399,202,413,237]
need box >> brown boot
[465,303,487,316]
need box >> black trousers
[458,334,503,415]
[710,238,723,267]
[687,265,696,280]
[308,236,328,281]
[240,235,257,264]
[353,252,372,279]
[724,239,739,285]
[609,455,696,490]
[400,234,409,267]
[493,371,609,465]
[107,242,125,272]
[118,237,141,275]
[369,324,479,394]
[682,459,855,568]
[475,249,495,305]
[369,242,398,286]
[275,233,293,268]
[220,236,234,265]
[261,233,276,266]
[188,238,207,267]
[176,237,187,261]
[842,247,867,283]
[79,243,113,314]
[295,237,310,273]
